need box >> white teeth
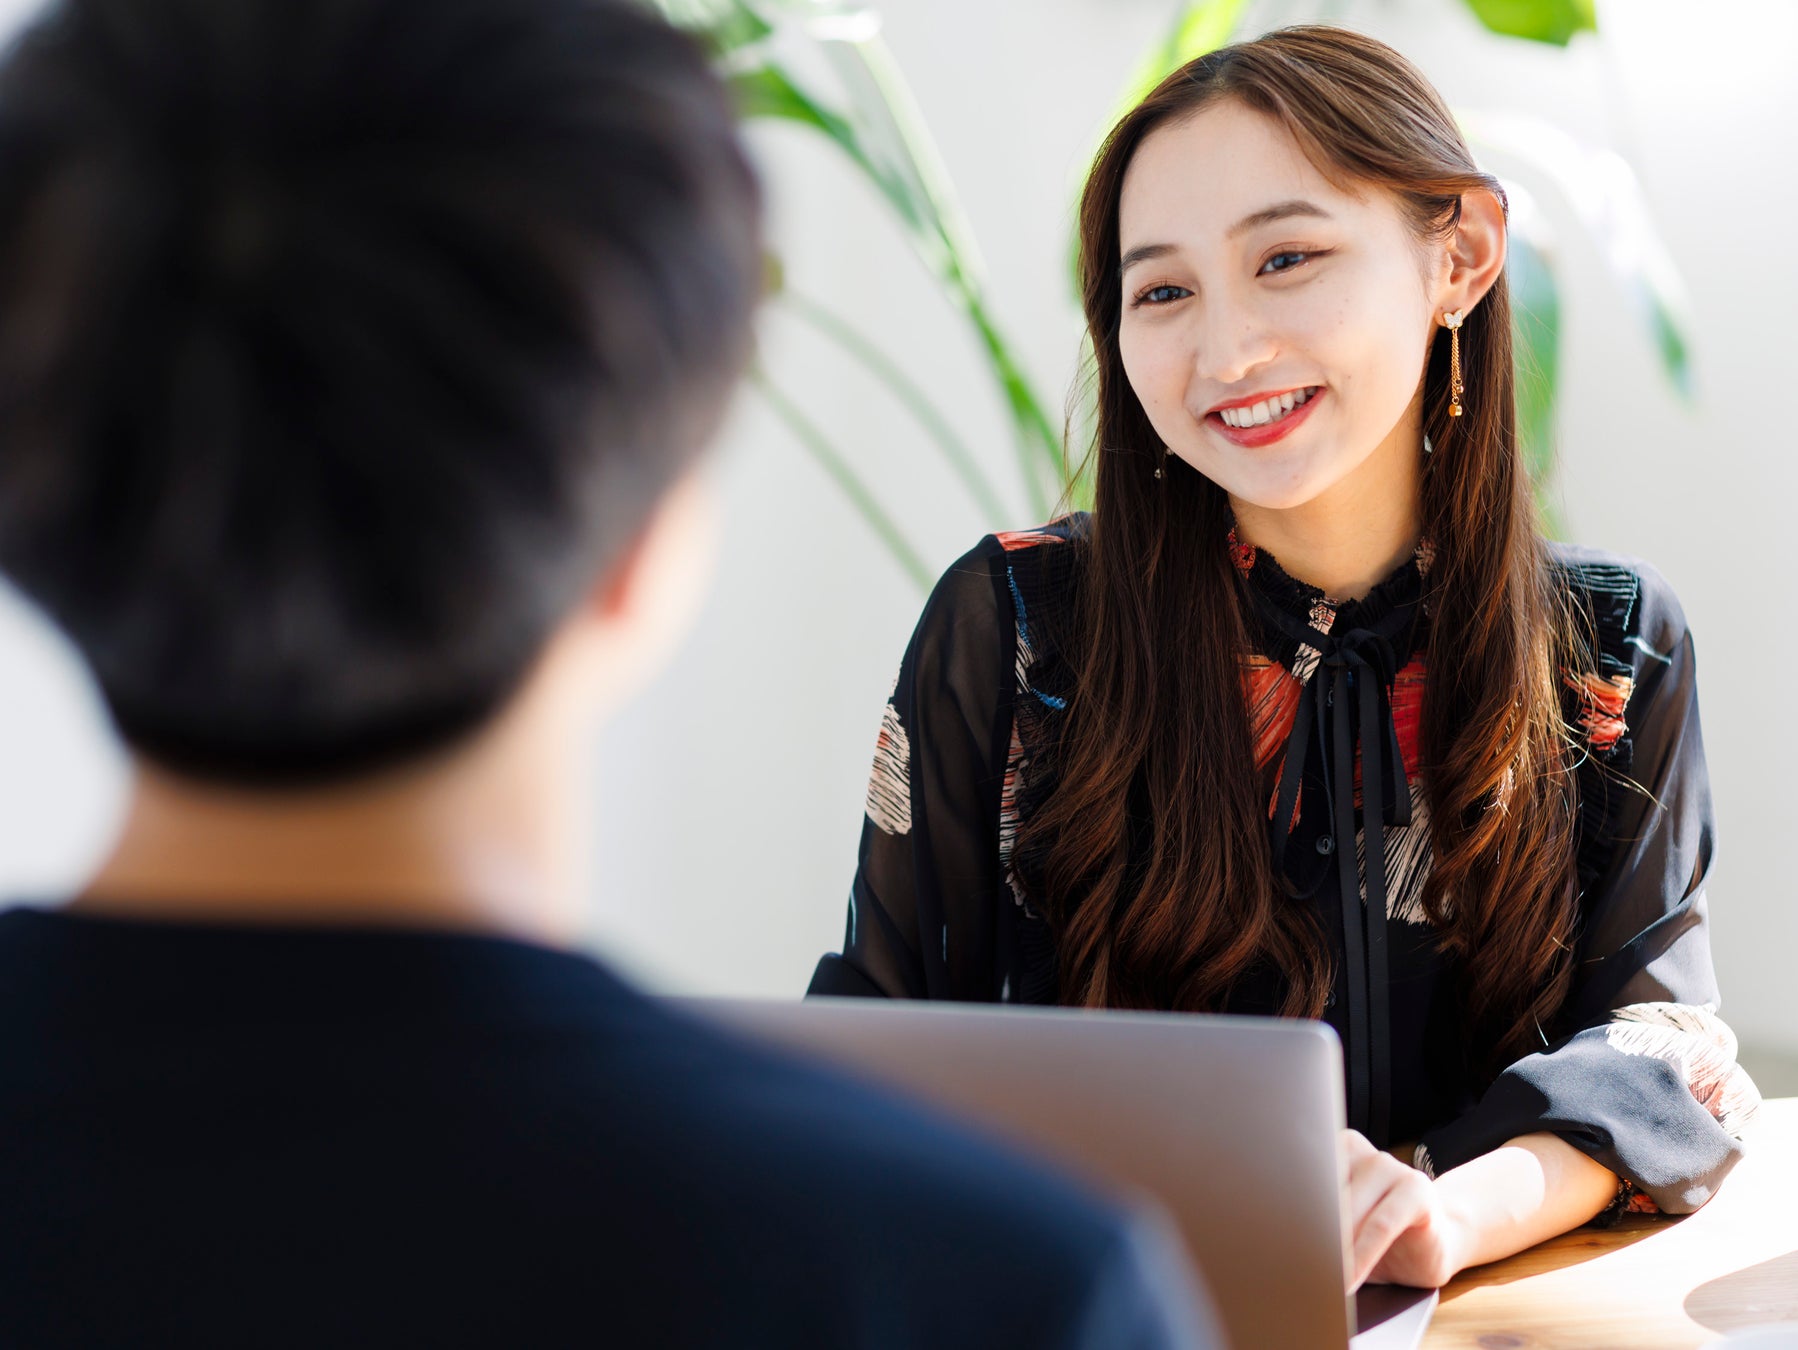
[1218,388,1317,430]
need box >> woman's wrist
[1428,1173,1487,1278]
[1427,1133,1620,1274]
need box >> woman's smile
[1206,384,1325,447]
[1115,100,1444,510]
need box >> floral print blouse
[810,513,1759,1214]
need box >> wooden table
[1423,1097,1798,1347]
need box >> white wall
[0,0,1789,1054]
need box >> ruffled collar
[1228,526,1432,680]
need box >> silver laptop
[681,997,1436,1350]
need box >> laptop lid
[680,996,1358,1349]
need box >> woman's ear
[1439,187,1508,319]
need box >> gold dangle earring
[1444,310,1465,418]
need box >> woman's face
[1116,100,1440,513]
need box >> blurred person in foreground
[0,0,1217,1345]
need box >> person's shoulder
[926,514,1088,615]
[1546,542,1693,768]
[991,513,1089,557]
[993,513,1087,608]
[0,922,1209,1348]
[906,514,1088,677]
[608,986,1112,1232]
[570,985,1204,1345]
[1547,540,1692,670]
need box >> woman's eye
[1133,284,1191,307]
[1260,250,1313,275]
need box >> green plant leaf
[699,8,1070,525]
[729,65,867,166]
[1462,111,1695,402]
[1113,0,1253,119]
[1505,222,1564,537]
[811,29,1060,515]
[1111,1,1257,159]
[762,248,786,298]
[648,0,774,56]
[781,288,1013,525]
[1461,0,1597,47]
[820,31,983,286]
[752,368,934,592]
[1646,301,1691,398]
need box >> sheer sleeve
[808,536,1014,1001]
[1417,557,1761,1213]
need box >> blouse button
[1316,834,1335,855]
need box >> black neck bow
[1252,593,1423,1145]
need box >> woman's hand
[1341,1129,1469,1291]
[1340,1129,1622,1292]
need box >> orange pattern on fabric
[1244,656,1303,775]
[1387,663,1426,782]
[1227,527,1258,575]
[1241,654,1428,799]
[1564,671,1633,754]
[995,522,1073,553]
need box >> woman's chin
[1192,447,1365,516]
[1212,474,1338,515]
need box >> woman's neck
[1230,416,1424,601]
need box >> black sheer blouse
[810,514,1759,1214]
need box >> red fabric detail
[995,521,1072,553]
[1226,527,1258,575]
[1241,655,1427,789]
[1564,670,1632,754]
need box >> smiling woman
[1112,99,1510,571]
[809,25,1759,1294]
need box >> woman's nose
[1193,310,1280,388]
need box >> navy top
[0,906,1214,1348]
[813,516,1761,1216]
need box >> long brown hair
[1017,26,1583,1072]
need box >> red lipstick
[1205,386,1324,448]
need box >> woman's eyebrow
[1117,242,1175,277]
[1228,199,1333,237]
[1118,200,1334,277]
